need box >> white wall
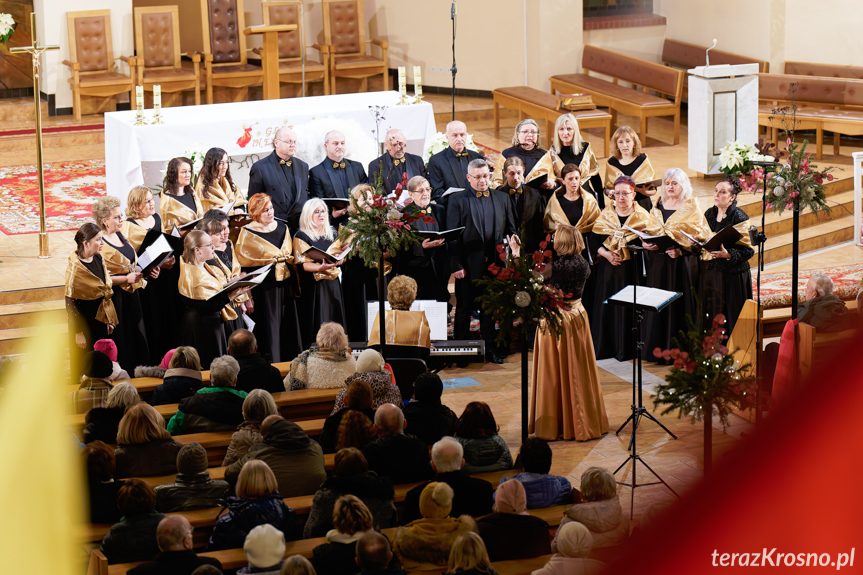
[783,0,863,67]
[584,25,666,65]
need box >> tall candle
[153,85,162,115]
[135,85,144,111]
[413,66,422,99]
[398,67,406,97]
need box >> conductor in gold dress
[195,147,246,213]
[530,225,609,441]
[368,275,432,362]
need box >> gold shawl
[647,197,711,251]
[563,144,600,183]
[160,191,203,233]
[177,258,238,321]
[64,251,118,326]
[235,226,294,281]
[544,189,601,235]
[102,238,146,293]
[591,204,652,261]
[196,177,247,213]
[368,310,432,349]
[121,220,150,252]
[491,151,564,189]
[293,235,348,282]
[603,156,655,189]
[701,217,753,261]
[211,244,250,305]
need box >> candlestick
[151,84,164,124]
[413,66,423,104]
[397,66,408,105]
[134,85,146,125]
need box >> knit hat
[84,351,113,379]
[494,478,528,515]
[419,481,454,519]
[556,521,593,558]
[356,348,385,373]
[93,339,118,362]
[414,372,443,404]
[160,349,176,369]
[243,524,286,568]
[176,442,208,475]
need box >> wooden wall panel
[0,0,35,90]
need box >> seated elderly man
[368,275,431,362]
[228,329,284,394]
[166,356,248,435]
[356,531,406,575]
[798,273,853,332]
[400,436,494,524]
[127,515,223,575]
[362,403,432,485]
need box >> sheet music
[680,230,703,247]
[137,235,172,271]
[606,285,681,311]
[218,199,237,214]
[442,187,464,197]
[366,300,447,341]
[242,314,256,332]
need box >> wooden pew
[662,38,769,94]
[549,45,684,145]
[783,61,863,80]
[797,323,858,380]
[762,299,858,338]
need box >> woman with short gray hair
[83,382,141,444]
[165,355,248,435]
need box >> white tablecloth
[104,91,436,204]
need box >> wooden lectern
[244,24,297,100]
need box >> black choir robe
[309,157,368,226]
[247,151,310,232]
[396,202,449,302]
[427,146,484,204]
[367,152,427,194]
[495,182,548,256]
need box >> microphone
[451,0,456,19]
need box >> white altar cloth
[104,91,436,203]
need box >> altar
[104,91,436,204]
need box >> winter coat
[798,294,854,332]
[287,347,356,391]
[331,371,401,413]
[154,472,231,513]
[310,530,367,575]
[550,496,630,552]
[234,353,286,395]
[530,556,606,575]
[304,471,397,538]
[403,400,458,445]
[318,407,376,454]
[203,494,301,552]
[402,471,494,525]
[498,472,572,509]
[100,511,166,564]
[362,433,433,486]
[393,516,478,571]
[87,479,122,524]
[456,436,513,475]
[225,419,326,498]
[166,387,248,435]
[477,512,551,561]
[126,550,223,575]
[222,423,263,466]
[114,438,183,478]
[68,377,112,414]
[142,366,203,406]
[83,406,126,444]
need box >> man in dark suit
[427,120,484,204]
[309,130,367,225]
[367,128,427,194]
[446,159,517,363]
[247,126,309,232]
[396,175,448,302]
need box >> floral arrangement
[183,143,209,175]
[718,139,774,178]
[423,131,480,162]
[0,14,15,44]
[338,172,426,268]
[475,233,571,346]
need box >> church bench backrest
[784,61,863,80]
[582,44,682,99]
[758,74,863,107]
[662,38,769,72]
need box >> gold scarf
[368,310,432,348]
[701,216,753,261]
[121,220,150,252]
[591,204,652,261]
[603,156,655,190]
[491,150,564,189]
[647,196,711,251]
[64,251,118,326]
[177,258,238,321]
[544,189,601,235]
[196,177,247,213]
[160,191,203,233]
[102,237,146,293]
[293,235,348,281]
[235,226,294,281]
[211,242,250,305]
[566,143,600,183]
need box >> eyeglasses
[313,209,327,215]
[186,527,194,538]
[469,173,490,180]
[613,191,634,197]
[518,130,539,136]
[276,139,298,146]
[198,243,214,249]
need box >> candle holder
[397,66,409,105]
[150,85,165,124]
[412,66,424,105]
[134,85,148,126]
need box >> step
[758,190,855,237]
[0,127,105,152]
[0,300,66,330]
[0,323,67,355]
[752,215,855,266]
[0,286,65,306]
[738,173,857,218]
[0,97,48,122]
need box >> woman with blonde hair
[204,460,301,551]
[83,381,141,444]
[293,198,347,347]
[195,147,246,213]
[113,402,182,478]
[160,157,203,232]
[287,322,356,391]
[223,389,280,466]
[603,125,656,211]
[552,113,603,205]
[310,495,375,574]
[491,119,558,193]
[368,275,431,361]
[446,531,499,575]
[279,556,316,575]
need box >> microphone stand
[450,0,457,122]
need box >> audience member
[226,415,326,497]
[127,515,223,575]
[204,460,301,551]
[454,402,513,474]
[167,355,247,434]
[279,556,317,575]
[403,372,458,445]
[69,350,114,414]
[100,478,166,564]
[356,532,405,575]
[114,402,183,478]
[319,379,376,454]
[237,524,286,575]
[362,404,432,485]
[333,350,401,412]
[393,482,478,570]
[550,467,629,553]
[531,522,605,575]
[286,322,356,390]
[477,479,551,561]
[445,532,499,575]
[798,273,853,332]
[81,440,122,524]
[311,495,375,575]
[229,329,286,394]
[83,381,140,444]
[402,437,493,524]
[147,347,203,406]
[304,448,397,538]
[154,442,230,512]
[191,566,224,575]
[499,437,572,509]
[94,339,131,381]
[223,389,279,466]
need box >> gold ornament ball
[514,291,531,307]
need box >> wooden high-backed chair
[199,0,263,104]
[63,10,136,121]
[260,1,330,96]
[134,6,201,107]
[321,0,388,94]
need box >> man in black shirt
[309,130,368,224]
[368,128,427,194]
[127,516,222,575]
[247,127,309,232]
[227,329,284,394]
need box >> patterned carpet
[760,264,863,308]
[0,159,106,235]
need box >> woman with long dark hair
[195,147,246,213]
[160,157,202,233]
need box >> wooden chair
[259,1,330,96]
[133,6,201,107]
[321,0,388,94]
[199,0,263,104]
[63,10,136,121]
